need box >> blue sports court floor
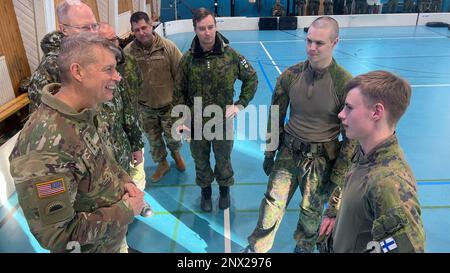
[1,25,449,253]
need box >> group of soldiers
[9,0,425,253]
[290,0,442,15]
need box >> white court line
[412,84,450,88]
[231,36,446,44]
[259,41,282,75]
[224,208,231,253]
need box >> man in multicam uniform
[319,71,425,253]
[27,2,146,190]
[28,0,99,113]
[97,23,146,190]
[124,11,186,183]
[9,33,146,253]
[173,8,258,212]
[244,16,355,253]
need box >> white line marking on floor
[259,41,282,75]
[224,208,231,253]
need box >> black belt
[283,133,326,156]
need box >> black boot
[200,186,212,212]
[219,186,230,210]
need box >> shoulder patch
[240,57,249,69]
[36,178,66,198]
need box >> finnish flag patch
[380,237,398,253]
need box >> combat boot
[200,186,212,212]
[151,159,170,183]
[219,186,230,210]
[171,150,186,172]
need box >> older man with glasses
[27,0,99,113]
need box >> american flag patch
[36,178,66,198]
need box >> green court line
[150,182,267,188]
[417,179,450,182]
[149,179,450,189]
[169,186,186,253]
[422,205,450,209]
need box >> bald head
[58,0,98,36]
[98,23,119,48]
[310,16,339,41]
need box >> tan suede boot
[171,151,186,172]
[151,159,170,183]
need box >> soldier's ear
[372,103,384,121]
[70,63,83,82]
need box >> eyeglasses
[61,23,100,32]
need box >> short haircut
[57,32,121,84]
[310,16,339,41]
[57,0,82,22]
[345,70,412,126]
[130,11,150,25]
[192,7,216,29]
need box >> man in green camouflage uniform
[320,71,425,253]
[173,8,258,212]
[124,11,185,183]
[244,16,355,253]
[307,0,321,15]
[9,33,146,253]
[324,0,334,15]
[28,1,99,113]
[97,23,146,190]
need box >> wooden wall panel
[54,0,100,27]
[119,0,132,14]
[0,0,31,97]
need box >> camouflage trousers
[189,139,234,187]
[307,1,320,15]
[386,0,398,13]
[139,104,182,163]
[248,145,336,253]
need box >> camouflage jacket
[9,84,135,253]
[124,32,182,109]
[265,59,356,190]
[332,134,425,253]
[27,31,144,173]
[97,50,144,173]
[28,31,64,113]
[173,32,258,125]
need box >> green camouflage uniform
[9,84,135,253]
[307,0,320,15]
[124,32,182,164]
[248,60,356,253]
[27,31,144,175]
[97,50,144,173]
[332,134,425,252]
[323,0,334,15]
[173,33,258,187]
[28,31,64,113]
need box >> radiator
[0,56,15,106]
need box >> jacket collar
[191,32,229,58]
[41,83,97,123]
[352,134,399,165]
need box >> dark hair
[192,8,216,29]
[344,70,412,126]
[130,11,150,25]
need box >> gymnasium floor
[1,25,449,253]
